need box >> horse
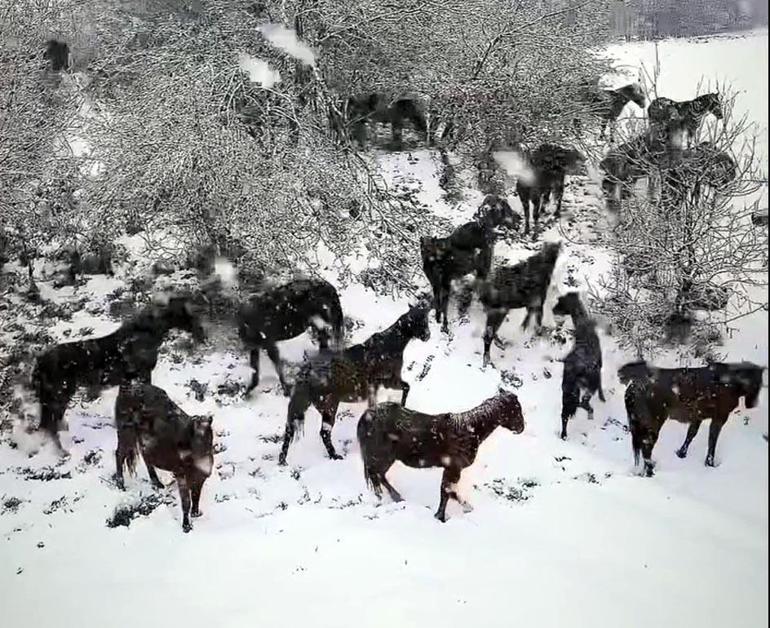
[516,144,586,237]
[599,129,676,210]
[618,360,764,477]
[579,80,647,142]
[648,93,723,148]
[43,39,70,72]
[279,302,431,465]
[346,93,428,148]
[357,391,525,521]
[478,241,562,366]
[30,296,206,453]
[114,383,214,533]
[661,141,737,208]
[238,277,344,397]
[552,292,605,439]
[420,194,519,333]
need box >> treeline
[609,0,768,40]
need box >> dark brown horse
[479,241,562,366]
[618,360,764,477]
[238,278,344,396]
[115,383,214,533]
[357,391,525,521]
[30,296,205,453]
[279,302,431,465]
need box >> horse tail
[598,385,606,403]
[357,408,377,490]
[327,292,345,349]
[121,430,139,477]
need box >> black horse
[279,302,431,465]
[238,277,344,397]
[420,195,519,332]
[578,80,647,142]
[346,93,428,148]
[648,93,723,148]
[30,296,206,453]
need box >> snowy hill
[0,31,767,628]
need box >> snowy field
[1,32,768,628]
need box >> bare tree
[594,87,767,356]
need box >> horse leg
[483,309,506,367]
[561,387,579,440]
[114,449,126,490]
[176,474,192,533]
[320,403,342,460]
[520,194,530,235]
[400,381,410,406]
[391,119,404,149]
[435,466,461,522]
[278,417,295,466]
[265,341,290,396]
[676,420,702,459]
[705,417,726,467]
[579,390,595,421]
[553,178,565,219]
[381,476,404,503]
[439,278,451,334]
[145,459,164,489]
[245,346,261,396]
[190,478,204,518]
[532,194,544,240]
[640,422,662,478]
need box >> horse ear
[196,415,213,428]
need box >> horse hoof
[278,457,288,467]
[183,523,192,533]
[191,510,203,518]
[675,449,687,459]
[330,453,343,461]
[705,457,716,468]
[461,502,474,514]
[434,511,448,523]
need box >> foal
[238,277,344,396]
[357,391,525,522]
[478,241,562,366]
[115,383,214,533]
[552,292,605,440]
[31,296,205,452]
[279,303,431,465]
[618,360,764,477]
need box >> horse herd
[23,224,765,530]
[15,61,763,531]
[348,82,737,239]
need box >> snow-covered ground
[1,32,767,628]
